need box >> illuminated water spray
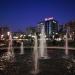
[20,42,24,55]
[65,33,68,56]
[39,25,48,59]
[2,32,15,62]
[63,31,69,59]
[32,33,39,74]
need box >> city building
[0,26,10,40]
[37,17,59,37]
[65,20,75,40]
[45,17,58,36]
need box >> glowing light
[20,35,23,38]
[45,35,46,37]
[45,17,53,21]
[46,38,48,40]
[40,23,43,25]
[25,39,28,41]
[64,35,66,39]
[55,38,61,41]
[1,34,4,39]
[7,32,10,36]
[39,33,42,36]
[52,35,55,39]
[28,34,32,37]
[32,35,36,38]
[24,35,26,37]
[55,33,58,34]
[73,32,74,34]
[58,38,61,41]
[53,21,56,23]
[13,36,18,39]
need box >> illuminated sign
[45,17,53,21]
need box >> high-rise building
[37,17,59,37]
[45,17,58,36]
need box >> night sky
[0,0,75,31]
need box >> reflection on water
[0,48,75,75]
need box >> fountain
[63,32,69,59]
[32,25,49,74]
[65,33,68,56]
[20,42,24,55]
[2,32,15,62]
[31,33,39,74]
[39,25,48,59]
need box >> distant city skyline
[0,0,75,31]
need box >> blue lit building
[44,17,58,36]
[37,17,59,37]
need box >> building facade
[65,20,75,40]
[37,17,59,37]
[0,26,10,40]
